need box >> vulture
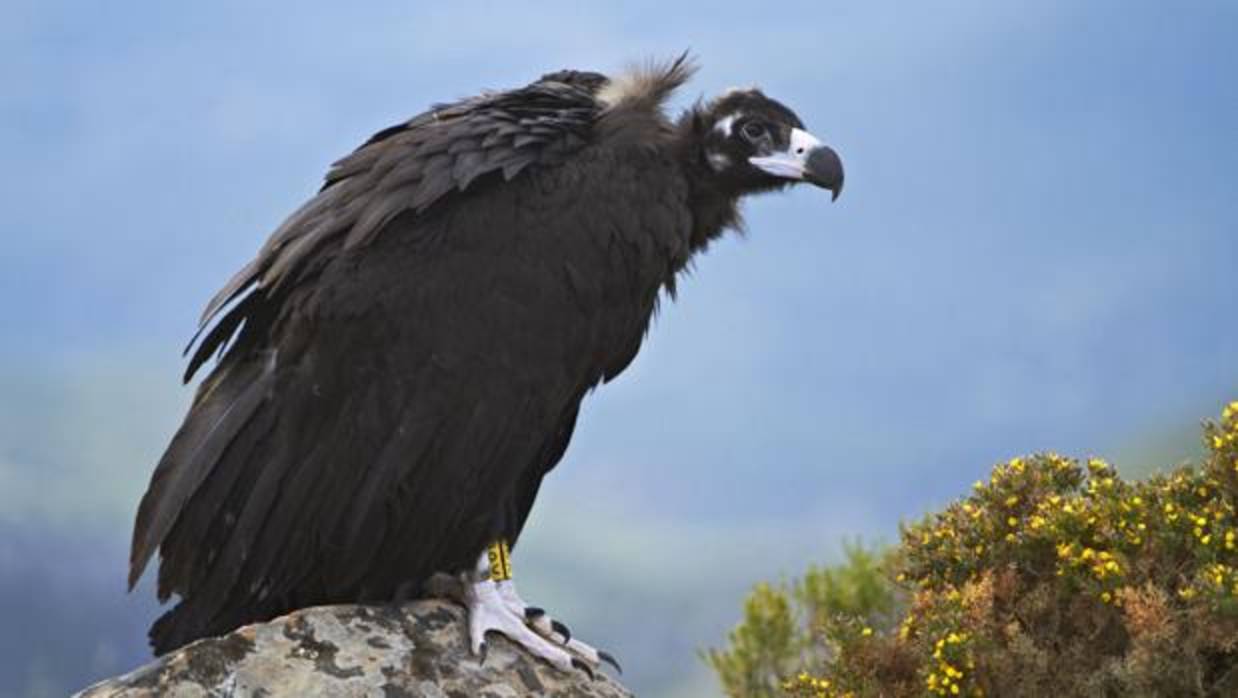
[128,55,843,673]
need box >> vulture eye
[740,121,767,141]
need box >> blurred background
[2,1,1236,695]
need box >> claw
[571,657,596,680]
[467,560,609,677]
[598,650,622,675]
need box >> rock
[75,599,632,698]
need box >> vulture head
[692,88,844,200]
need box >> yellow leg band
[487,540,512,582]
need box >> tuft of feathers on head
[719,85,760,99]
[597,51,698,111]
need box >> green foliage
[708,401,1238,698]
[705,544,906,698]
[796,544,899,628]
[705,583,800,698]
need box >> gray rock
[75,600,632,698]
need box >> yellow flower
[861,626,873,636]
[1100,591,1112,603]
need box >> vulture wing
[189,70,607,372]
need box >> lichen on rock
[76,599,632,698]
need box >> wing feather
[129,353,276,589]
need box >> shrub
[709,401,1238,697]
[705,544,905,698]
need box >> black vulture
[128,55,843,672]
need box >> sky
[1,1,1236,696]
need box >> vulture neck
[674,114,744,253]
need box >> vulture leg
[463,541,621,676]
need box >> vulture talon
[466,576,575,673]
[484,568,612,674]
[598,650,623,675]
[571,657,596,680]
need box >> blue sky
[2,1,1236,694]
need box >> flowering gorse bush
[710,401,1238,698]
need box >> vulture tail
[148,604,193,656]
[148,588,283,656]
[148,599,220,656]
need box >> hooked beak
[748,128,845,201]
